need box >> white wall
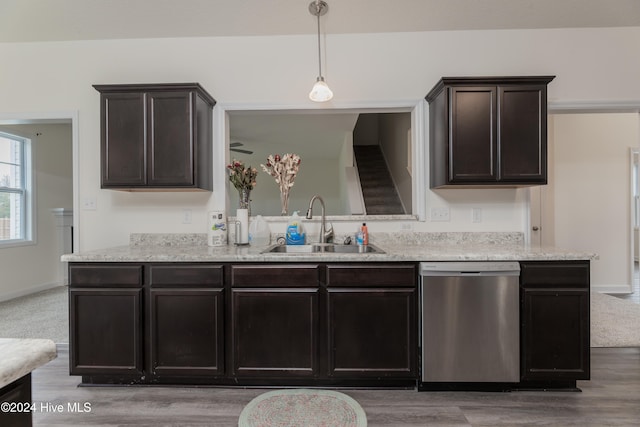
[379,113,412,213]
[0,27,639,252]
[0,124,73,300]
[548,113,640,293]
[243,155,344,217]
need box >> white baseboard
[592,284,634,295]
[0,282,66,303]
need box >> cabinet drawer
[149,264,223,287]
[230,264,319,287]
[326,264,416,287]
[520,261,590,288]
[69,264,143,287]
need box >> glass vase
[238,188,251,217]
[280,188,289,216]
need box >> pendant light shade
[309,1,333,102]
[309,77,333,102]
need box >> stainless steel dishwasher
[420,261,520,384]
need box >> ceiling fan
[230,141,253,155]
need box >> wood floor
[31,346,640,426]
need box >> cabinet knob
[532,226,540,231]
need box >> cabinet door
[521,288,590,380]
[0,374,32,427]
[69,288,143,375]
[327,288,416,378]
[231,288,319,377]
[101,92,146,187]
[149,288,224,376]
[147,91,195,186]
[499,85,547,183]
[449,86,497,183]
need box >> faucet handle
[325,222,334,243]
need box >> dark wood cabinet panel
[149,288,224,376]
[520,261,590,382]
[499,85,547,183]
[231,288,319,377]
[230,264,320,287]
[520,261,590,288]
[69,264,143,287]
[327,288,416,378]
[100,92,146,186]
[94,83,215,191]
[426,76,554,188]
[147,91,195,186]
[149,264,223,287]
[450,86,497,182]
[69,288,143,375]
[326,264,416,287]
[0,374,32,427]
[521,289,590,380]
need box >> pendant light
[308,0,333,102]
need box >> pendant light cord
[316,2,322,79]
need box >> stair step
[354,145,404,215]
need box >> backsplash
[130,232,524,247]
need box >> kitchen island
[62,232,595,390]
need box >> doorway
[0,113,77,300]
[533,111,640,295]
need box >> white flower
[261,153,302,194]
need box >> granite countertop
[0,338,57,389]
[61,232,597,263]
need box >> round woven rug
[238,389,367,427]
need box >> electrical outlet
[401,223,413,230]
[430,207,450,222]
[472,208,482,223]
[82,198,97,210]
[182,209,192,224]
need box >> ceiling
[1,0,639,43]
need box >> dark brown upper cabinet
[426,76,555,188]
[93,83,216,191]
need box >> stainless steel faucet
[305,194,334,243]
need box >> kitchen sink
[261,243,385,254]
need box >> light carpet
[591,291,640,347]
[238,389,367,427]
[0,286,68,343]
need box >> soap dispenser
[356,222,369,246]
[286,211,306,245]
[361,223,369,245]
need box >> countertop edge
[61,244,597,263]
[0,338,57,389]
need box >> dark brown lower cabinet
[149,288,224,377]
[520,261,590,382]
[326,264,417,379]
[69,288,143,376]
[231,289,319,377]
[67,261,422,388]
[327,288,416,378]
[147,264,225,379]
[0,374,32,427]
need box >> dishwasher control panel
[420,261,520,276]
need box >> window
[0,131,32,245]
